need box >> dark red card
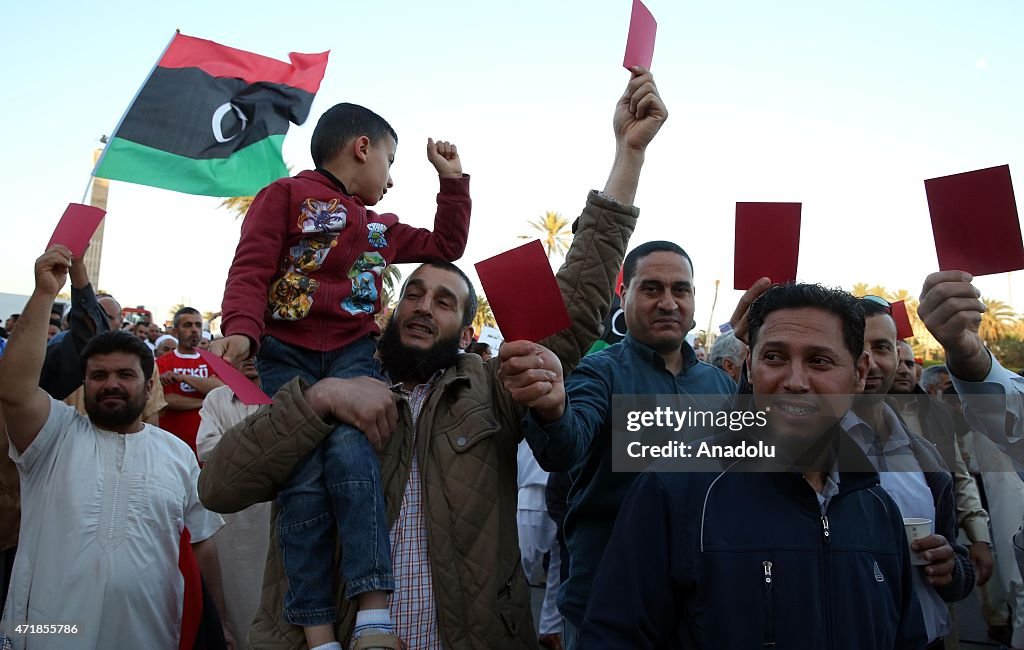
[196,349,272,405]
[734,202,802,290]
[475,240,571,342]
[891,300,915,340]
[925,164,1024,276]
[46,203,106,257]
[623,0,657,70]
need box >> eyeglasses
[859,295,892,314]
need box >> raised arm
[541,67,668,375]
[0,247,72,452]
[918,270,1024,466]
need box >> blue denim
[258,335,394,626]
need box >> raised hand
[614,66,669,153]
[427,138,463,178]
[917,270,990,381]
[34,246,72,298]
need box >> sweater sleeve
[219,181,291,349]
[386,175,471,263]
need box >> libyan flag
[93,32,329,197]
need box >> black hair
[748,283,865,362]
[622,241,695,288]
[48,319,62,329]
[466,342,492,355]
[173,307,201,329]
[311,103,398,168]
[403,261,478,328]
[80,330,155,380]
[859,299,891,319]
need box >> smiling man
[0,247,228,649]
[508,240,735,647]
[843,298,973,648]
[572,283,927,649]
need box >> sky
[2,0,1023,333]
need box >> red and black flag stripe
[94,32,328,197]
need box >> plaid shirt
[388,372,444,649]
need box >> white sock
[352,608,395,638]
[310,643,342,650]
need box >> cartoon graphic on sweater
[287,236,338,274]
[349,252,386,277]
[367,222,389,248]
[342,271,379,315]
[298,198,348,233]
[268,272,319,321]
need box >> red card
[925,164,1024,276]
[733,202,802,290]
[623,0,657,70]
[46,203,106,258]
[890,300,914,340]
[475,240,571,342]
[196,349,272,405]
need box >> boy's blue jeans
[258,335,394,627]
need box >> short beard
[377,320,463,385]
[84,389,147,430]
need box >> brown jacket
[198,190,637,649]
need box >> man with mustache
[841,297,973,648]
[198,66,667,650]
[158,307,224,456]
[0,246,230,649]
[533,283,927,648]
[500,239,735,647]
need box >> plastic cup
[903,517,933,566]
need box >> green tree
[979,298,1016,343]
[520,211,573,260]
[219,195,254,219]
[472,294,497,334]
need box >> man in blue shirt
[499,240,735,647]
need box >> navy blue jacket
[579,440,928,649]
[521,334,736,626]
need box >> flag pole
[90,29,181,177]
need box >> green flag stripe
[95,135,288,197]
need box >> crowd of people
[1,65,1024,650]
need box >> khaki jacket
[198,191,637,649]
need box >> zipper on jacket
[821,510,834,650]
[762,560,775,647]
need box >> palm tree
[865,285,890,300]
[219,195,254,219]
[850,282,870,297]
[472,294,497,334]
[520,211,573,260]
[381,265,403,309]
[979,298,1016,343]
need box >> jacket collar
[623,333,699,373]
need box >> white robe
[1,398,223,649]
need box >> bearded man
[198,67,668,649]
[0,246,231,649]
